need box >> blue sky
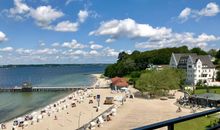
[0,0,220,64]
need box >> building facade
[169,53,216,85]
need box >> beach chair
[89,121,96,130]
[104,97,114,105]
[89,99,93,104]
[71,103,76,107]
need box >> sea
[0,64,107,123]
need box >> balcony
[133,108,220,130]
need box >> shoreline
[2,73,103,129]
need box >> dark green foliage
[135,68,186,96]
[208,49,217,57]
[216,50,220,59]
[216,71,220,81]
[104,46,192,77]
[130,71,141,78]
[190,47,208,55]
[118,51,129,61]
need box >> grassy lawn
[194,88,220,94]
[176,88,220,130]
[175,115,219,130]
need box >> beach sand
[3,74,125,130]
[3,74,195,130]
[96,87,191,130]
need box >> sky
[0,0,220,65]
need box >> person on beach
[1,123,6,129]
[54,115,57,120]
[176,106,182,113]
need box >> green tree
[135,68,186,96]
[118,51,128,61]
[216,50,220,59]
[216,71,220,81]
[208,49,217,57]
[104,46,206,77]
[190,47,207,55]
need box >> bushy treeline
[135,68,186,96]
[104,46,209,77]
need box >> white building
[169,53,216,85]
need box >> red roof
[111,77,128,87]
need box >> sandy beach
[3,74,125,130]
[2,74,195,130]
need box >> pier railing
[0,86,110,92]
[0,86,90,92]
[133,107,220,130]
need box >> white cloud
[40,42,45,46]
[0,47,14,52]
[53,21,78,32]
[78,10,89,23]
[91,18,219,50]
[9,0,30,17]
[62,39,87,49]
[32,48,58,55]
[70,50,87,56]
[178,8,191,21]
[30,6,64,27]
[65,0,74,5]
[89,41,95,44]
[178,2,219,22]
[16,48,32,55]
[90,18,172,39]
[89,50,100,56]
[103,47,119,57]
[0,31,7,42]
[135,33,219,49]
[199,2,219,16]
[105,38,115,43]
[90,44,103,49]
[51,42,60,47]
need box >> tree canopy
[104,46,210,77]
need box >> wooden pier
[0,86,91,92]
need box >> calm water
[0,64,107,123]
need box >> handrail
[76,105,114,130]
[133,108,220,130]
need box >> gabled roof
[111,77,128,87]
[172,53,215,68]
[196,55,215,68]
[173,53,197,64]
